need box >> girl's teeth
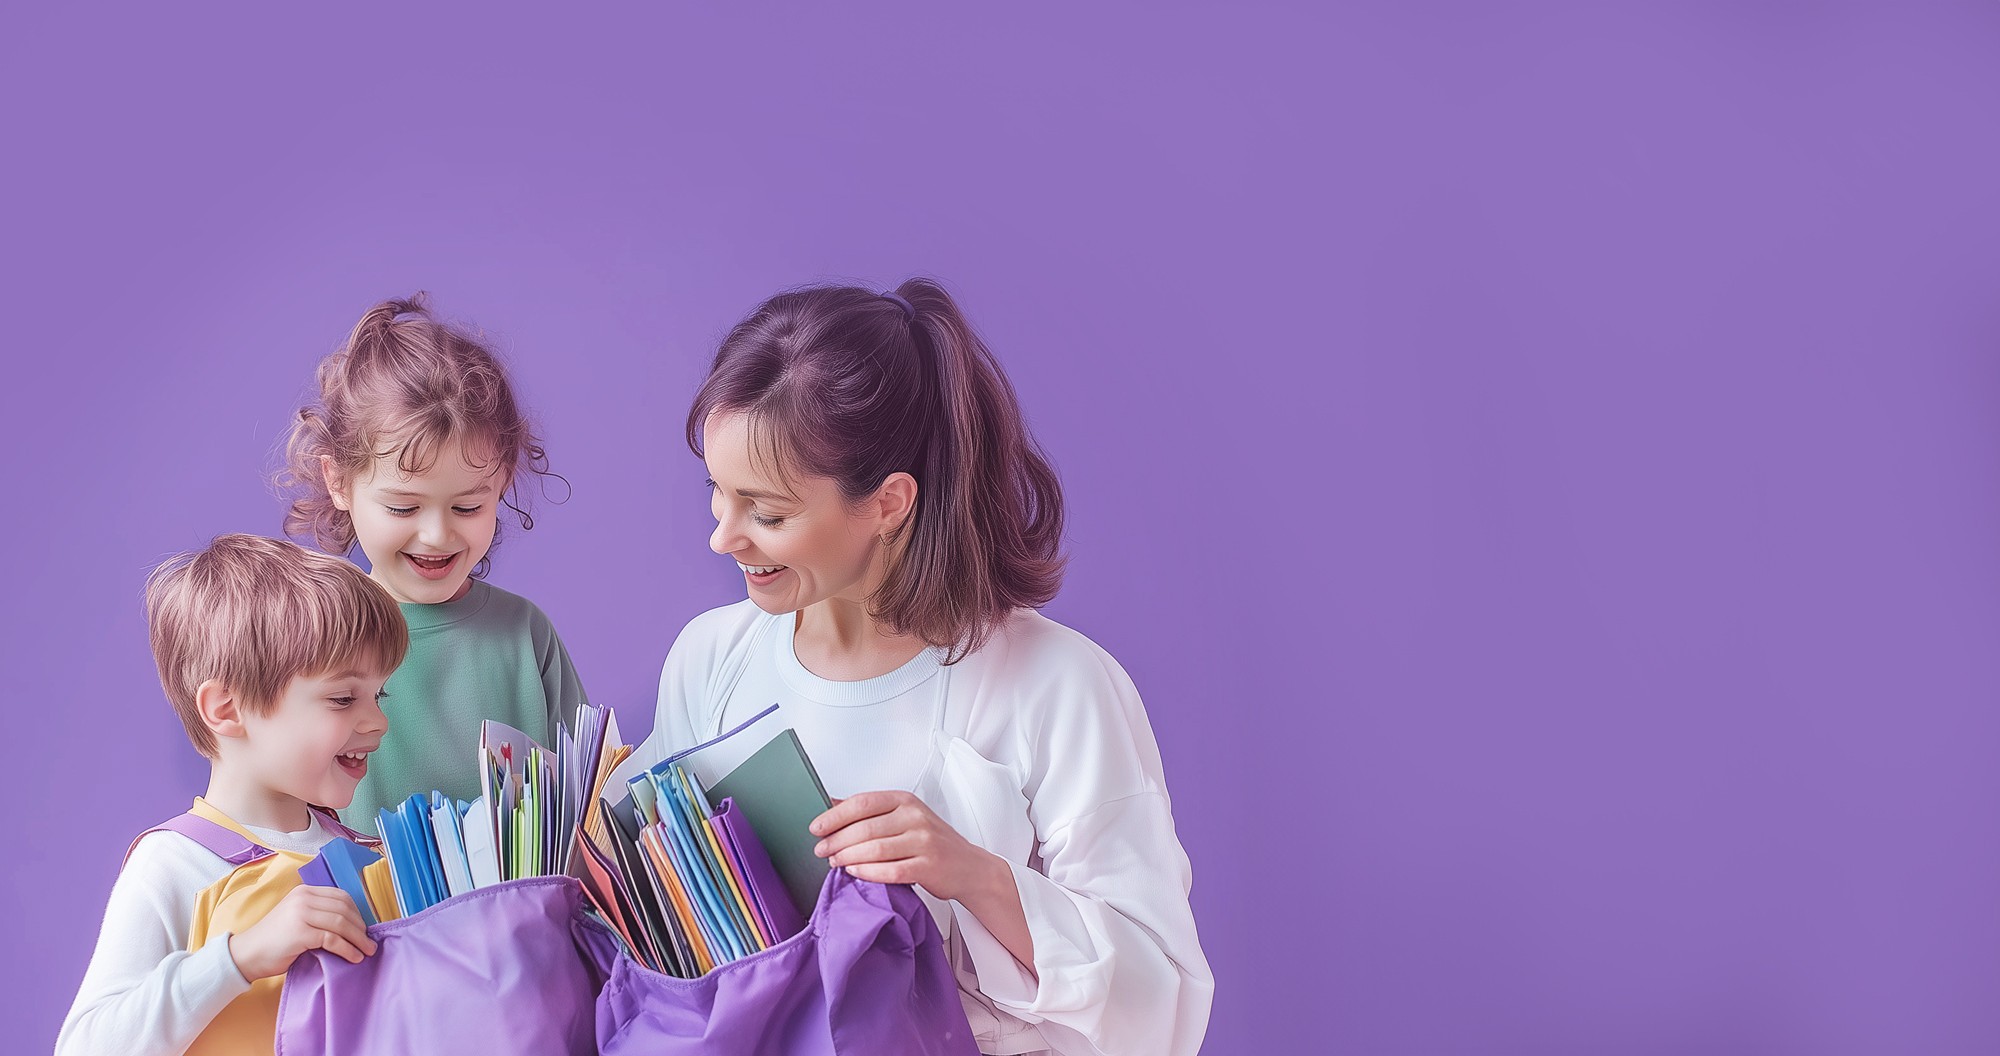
[738,563,785,575]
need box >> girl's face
[703,411,910,616]
[327,437,508,605]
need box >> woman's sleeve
[950,640,1215,1056]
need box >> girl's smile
[404,551,463,580]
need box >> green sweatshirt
[341,579,588,824]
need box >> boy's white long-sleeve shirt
[641,601,1214,1056]
[56,813,335,1056]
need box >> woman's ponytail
[885,279,1065,661]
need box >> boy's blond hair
[145,534,408,757]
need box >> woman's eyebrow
[731,486,794,502]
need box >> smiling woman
[641,279,1214,1056]
[701,412,920,646]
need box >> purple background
[5,4,1997,1052]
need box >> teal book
[703,728,832,922]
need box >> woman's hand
[810,790,1006,904]
[812,790,1039,974]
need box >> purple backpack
[276,869,977,1056]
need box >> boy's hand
[228,885,378,981]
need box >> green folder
[703,729,833,921]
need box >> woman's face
[703,411,909,615]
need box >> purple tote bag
[275,870,977,1055]
[594,866,978,1056]
[276,876,609,1055]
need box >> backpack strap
[124,812,273,869]
[309,804,379,847]
[123,805,375,869]
[703,611,780,738]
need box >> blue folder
[297,836,384,926]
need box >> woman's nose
[710,516,741,555]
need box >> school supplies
[342,700,829,981]
[704,726,834,922]
[595,703,830,976]
[374,792,471,917]
[657,704,832,912]
[272,701,978,1056]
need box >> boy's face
[330,436,507,606]
[237,667,391,810]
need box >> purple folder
[711,797,807,944]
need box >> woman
[643,279,1212,1055]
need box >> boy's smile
[335,745,377,780]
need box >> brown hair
[146,534,409,757]
[280,294,555,575]
[687,278,1065,662]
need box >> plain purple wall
[6,4,1998,1052]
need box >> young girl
[641,280,1213,1055]
[282,294,587,823]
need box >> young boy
[57,534,408,1056]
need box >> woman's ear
[876,472,918,537]
[195,679,249,743]
[320,454,352,511]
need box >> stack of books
[302,702,833,979]
[582,704,830,975]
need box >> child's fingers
[328,900,377,954]
[317,929,369,964]
[315,924,375,962]
[330,919,378,959]
[348,927,379,958]
[297,887,378,954]
[300,904,377,959]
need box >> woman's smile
[737,561,790,585]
